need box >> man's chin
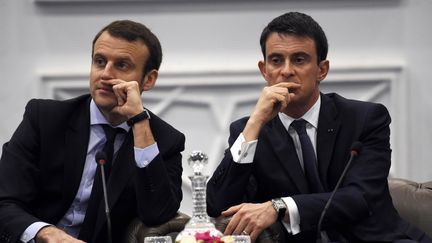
[94,97,117,111]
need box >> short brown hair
[92,20,162,79]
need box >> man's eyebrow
[117,56,133,62]
[267,52,283,58]
[292,51,311,57]
[92,53,105,58]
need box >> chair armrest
[388,178,432,238]
[123,212,190,243]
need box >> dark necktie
[101,125,124,177]
[79,125,124,241]
[291,119,324,193]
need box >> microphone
[316,142,363,243]
[95,151,112,243]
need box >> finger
[114,88,125,106]
[113,82,128,98]
[272,83,299,95]
[279,93,290,112]
[243,224,253,236]
[101,78,125,86]
[224,214,240,235]
[230,205,253,235]
[275,86,300,98]
[249,231,259,243]
[271,93,288,110]
[274,81,301,89]
[222,204,242,216]
[232,216,249,235]
[113,84,127,106]
[248,222,267,243]
[272,86,291,95]
[288,92,296,100]
[264,86,288,100]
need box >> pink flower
[194,231,222,243]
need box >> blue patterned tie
[291,119,324,193]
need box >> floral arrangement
[176,231,236,243]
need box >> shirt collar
[278,95,321,131]
[90,99,130,131]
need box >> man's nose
[101,63,114,80]
[281,61,294,77]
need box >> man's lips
[98,86,114,92]
[288,85,300,93]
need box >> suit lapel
[63,97,91,208]
[267,117,309,194]
[316,94,340,190]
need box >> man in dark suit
[207,12,430,242]
[0,20,184,243]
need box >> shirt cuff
[230,133,257,163]
[134,143,159,168]
[20,222,51,243]
[281,197,301,235]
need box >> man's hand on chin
[110,80,144,118]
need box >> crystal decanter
[175,151,223,242]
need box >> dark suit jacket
[207,93,423,242]
[0,94,184,243]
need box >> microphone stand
[96,151,112,243]
[316,142,362,243]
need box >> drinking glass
[143,236,172,243]
[221,235,251,243]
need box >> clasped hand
[250,82,300,125]
[243,82,300,141]
[103,79,145,118]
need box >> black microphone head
[95,151,107,165]
[351,141,363,155]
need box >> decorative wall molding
[39,63,406,213]
[34,0,285,3]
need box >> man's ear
[317,60,329,82]
[258,60,268,81]
[142,69,158,91]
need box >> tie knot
[102,124,125,143]
[291,119,307,135]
